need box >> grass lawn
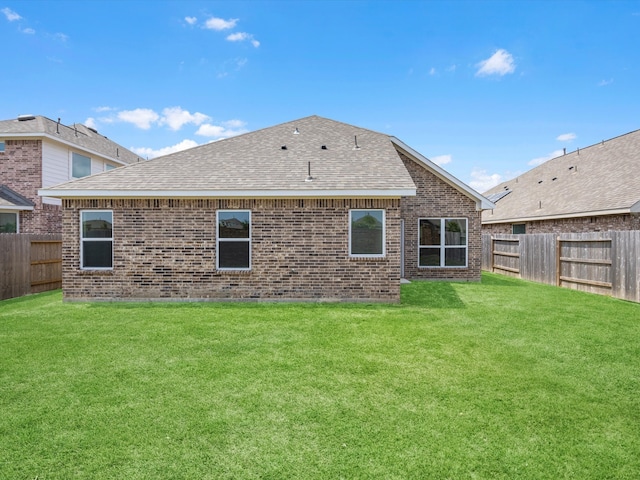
[1,273,639,479]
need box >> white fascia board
[482,208,633,224]
[4,132,129,166]
[38,188,417,199]
[0,205,34,211]
[390,137,496,211]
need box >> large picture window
[349,209,385,257]
[81,210,113,269]
[419,218,467,268]
[72,152,91,178]
[217,210,251,270]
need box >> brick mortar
[62,198,401,302]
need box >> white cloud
[185,16,197,25]
[195,120,248,139]
[226,32,260,47]
[84,117,97,129]
[469,168,503,192]
[131,139,199,159]
[429,67,436,76]
[117,108,160,130]
[94,106,116,113]
[431,154,452,166]
[447,64,457,72]
[54,32,68,42]
[598,78,614,87]
[528,149,564,167]
[159,107,210,131]
[205,16,238,31]
[21,27,35,34]
[476,49,516,77]
[556,133,576,142]
[1,7,21,21]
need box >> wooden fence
[1,234,62,301]
[482,231,640,303]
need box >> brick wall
[62,198,401,302]
[0,139,62,234]
[399,153,482,281]
[483,213,640,235]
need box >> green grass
[1,273,639,479]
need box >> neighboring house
[483,129,640,234]
[0,115,142,234]
[40,116,493,302]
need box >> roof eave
[1,132,131,166]
[38,188,417,199]
[482,207,635,224]
[0,205,34,211]
[389,137,495,211]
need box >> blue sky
[2,0,639,192]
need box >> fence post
[555,236,561,286]
[490,236,495,273]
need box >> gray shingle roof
[0,185,35,209]
[40,116,418,197]
[0,115,141,165]
[482,129,640,223]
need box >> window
[72,152,91,178]
[0,141,5,153]
[0,212,18,233]
[81,210,113,269]
[349,209,385,257]
[512,223,526,234]
[217,210,251,270]
[419,218,467,267]
[105,164,116,172]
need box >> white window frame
[349,209,386,258]
[71,152,92,179]
[216,210,251,271]
[0,211,19,233]
[80,210,113,270]
[418,217,468,268]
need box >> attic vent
[321,145,327,150]
[88,127,98,134]
[538,180,543,184]
[293,127,300,135]
[568,166,574,171]
[281,145,287,150]
[503,186,509,190]
[552,177,557,181]
[18,114,36,121]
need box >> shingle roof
[0,185,35,210]
[40,116,418,198]
[0,115,141,165]
[482,129,640,223]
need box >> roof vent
[538,180,543,184]
[305,161,313,182]
[321,145,327,150]
[353,135,361,150]
[88,127,98,134]
[293,127,300,135]
[18,114,36,122]
[281,145,287,150]
[552,177,557,181]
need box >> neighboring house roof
[0,185,35,211]
[39,115,493,209]
[0,115,142,165]
[482,129,640,224]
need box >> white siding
[42,141,68,205]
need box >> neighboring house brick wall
[483,213,640,235]
[399,153,482,281]
[0,139,61,233]
[62,198,402,302]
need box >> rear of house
[41,116,492,302]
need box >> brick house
[482,128,640,234]
[0,115,141,233]
[40,116,493,302]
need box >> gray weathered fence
[1,234,62,301]
[482,231,640,303]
